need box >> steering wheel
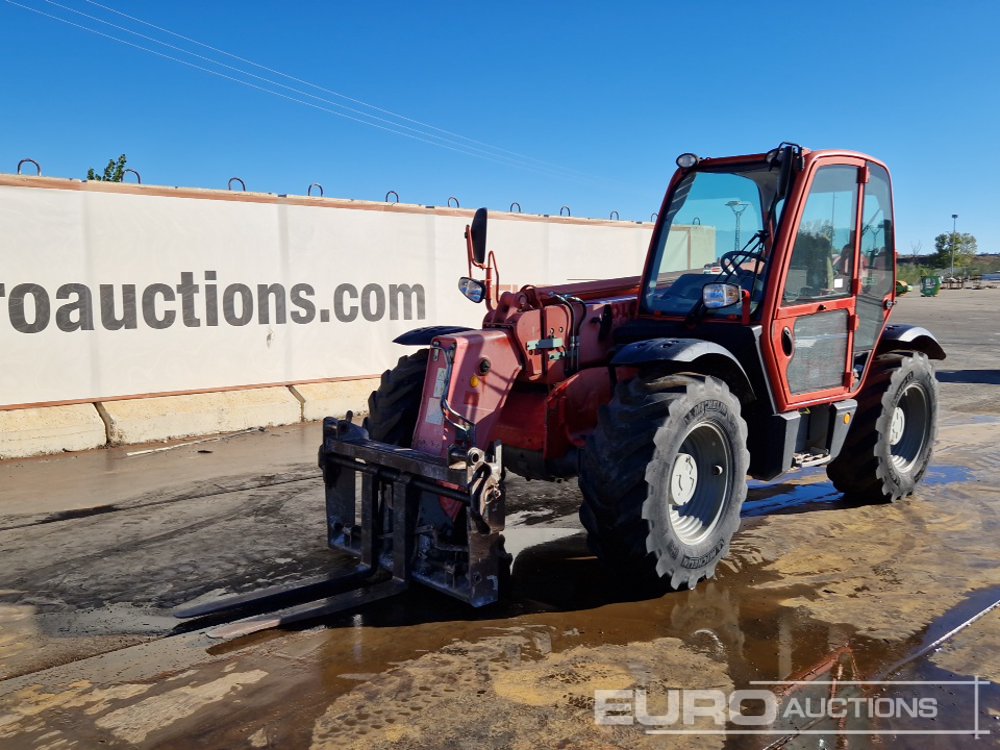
[719,249,764,277]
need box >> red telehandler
[177,144,944,635]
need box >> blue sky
[2,0,998,255]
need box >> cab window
[854,164,895,353]
[783,166,859,304]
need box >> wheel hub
[666,422,733,547]
[670,453,698,505]
[889,381,931,473]
[889,406,906,446]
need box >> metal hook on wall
[308,183,324,197]
[560,205,571,217]
[385,190,399,204]
[123,168,141,184]
[509,202,521,213]
[17,158,41,176]
[228,177,246,192]
[447,196,460,208]
[610,210,620,221]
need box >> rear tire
[827,352,938,502]
[578,373,750,590]
[364,349,429,446]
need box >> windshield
[643,163,782,317]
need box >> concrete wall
[0,174,656,459]
[0,404,107,459]
[0,380,380,459]
[0,174,654,408]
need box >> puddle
[217,537,880,683]
[943,413,1000,426]
[2,433,994,748]
[905,585,1000,665]
[6,519,997,749]
[747,588,1000,749]
[183,538,998,749]
[740,463,974,519]
[743,482,842,517]
[937,369,1000,385]
[921,464,975,485]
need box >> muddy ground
[0,290,998,749]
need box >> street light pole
[726,200,749,253]
[951,213,958,279]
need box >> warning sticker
[432,366,449,398]
[425,400,443,426]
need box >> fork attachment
[319,416,508,607]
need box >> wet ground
[1,291,998,749]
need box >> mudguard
[393,325,472,346]
[611,337,756,403]
[877,324,946,360]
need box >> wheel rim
[889,382,930,473]
[668,422,731,545]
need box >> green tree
[931,231,977,273]
[87,154,127,182]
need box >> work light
[676,153,699,169]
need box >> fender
[611,337,756,402]
[393,325,472,346]
[877,324,946,360]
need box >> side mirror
[458,277,486,304]
[470,207,488,265]
[768,143,802,200]
[702,282,741,308]
[776,148,792,198]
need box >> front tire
[578,373,750,590]
[827,352,938,502]
[364,349,429,446]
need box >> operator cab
[642,148,797,321]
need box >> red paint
[412,148,900,493]
[412,330,523,456]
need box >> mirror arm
[484,251,500,311]
[464,224,476,276]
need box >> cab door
[849,161,897,389]
[769,158,864,410]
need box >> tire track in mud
[0,471,319,533]
[0,480,332,613]
[0,473,339,680]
